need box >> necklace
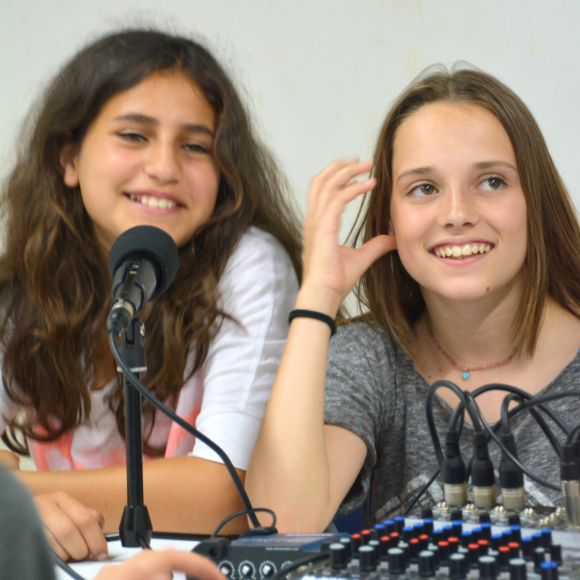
[427,326,516,380]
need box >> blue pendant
[462,372,470,380]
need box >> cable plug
[499,433,525,512]
[471,432,496,509]
[560,443,580,527]
[443,430,467,507]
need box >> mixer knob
[478,555,497,580]
[449,553,467,580]
[219,563,234,578]
[388,547,406,575]
[540,561,559,580]
[509,557,527,580]
[358,544,378,572]
[260,563,275,578]
[239,562,255,578]
[533,547,546,573]
[550,544,562,565]
[329,543,348,571]
[541,529,552,548]
[418,550,436,578]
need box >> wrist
[289,309,336,336]
[295,286,342,318]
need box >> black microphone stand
[117,317,152,547]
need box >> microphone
[107,226,179,334]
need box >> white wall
[0,0,579,465]
[2,0,580,240]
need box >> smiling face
[61,69,220,252]
[389,101,528,304]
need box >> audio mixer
[195,510,579,580]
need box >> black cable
[211,508,276,538]
[108,331,261,529]
[426,380,482,468]
[499,392,562,457]
[461,384,570,435]
[138,536,152,550]
[463,391,560,490]
[501,393,522,435]
[52,553,86,580]
[448,383,568,461]
[567,424,580,445]
[404,468,440,516]
[505,390,580,419]
[411,383,578,513]
[271,552,329,580]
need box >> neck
[419,281,524,367]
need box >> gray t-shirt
[324,322,579,521]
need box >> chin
[422,281,500,303]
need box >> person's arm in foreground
[246,160,396,532]
[0,460,224,580]
[14,457,246,561]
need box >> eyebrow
[113,113,215,137]
[395,160,518,185]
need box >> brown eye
[481,177,505,190]
[410,183,437,197]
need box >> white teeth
[129,194,177,209]
[435,243,493,259]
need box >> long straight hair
[352,66,580,356]
[1,29,302,454]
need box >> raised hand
[298,159,396,316]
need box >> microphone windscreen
[108,226,179,300]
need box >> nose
[438,185,478,229]
[144,139,180,183]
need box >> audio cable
[412,383,580,517]
[108,329,263,530]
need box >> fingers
[308,159,375,218]
[349,234,398,278]
[35,492,107,562]
[94,550,226,580]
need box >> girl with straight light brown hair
[247,65,580,530]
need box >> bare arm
[17,457,247,560]
[246,160,396,532]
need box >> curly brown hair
[1,29,302,455]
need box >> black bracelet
[288,309,336,336]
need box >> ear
[387,219,395,236]
[59,141,80,188]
